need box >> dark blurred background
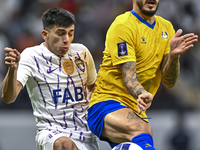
[0,0,200,150]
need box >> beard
[137,0,159,17]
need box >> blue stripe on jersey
[130,10,156,29]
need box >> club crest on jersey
[161,30,169,41]
[117,42,128,57]
[62,60,74,75]
[75,57,85,72]
[141,37,147,44]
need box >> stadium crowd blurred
[0,0,200,111]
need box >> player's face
[134,0,160,17]
[42,25,75,57]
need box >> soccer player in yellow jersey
[87,0,198,150]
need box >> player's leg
[53,137,78,150]
[87,100,155,149]
[131,133,156,150]
[36,129,78,150]
[103,109,156,149]
[102,108,152,143]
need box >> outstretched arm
[161,29,198,88]
[120,61,153,114]
[1,47,22,104]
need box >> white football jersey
[17,43,97,142]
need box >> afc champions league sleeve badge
[117,42,128,57]
[62,60,74,75]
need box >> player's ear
[41,30,48,40]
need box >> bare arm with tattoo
[161,29,198,88]
[161,53,180,88]
[120,61,153,114]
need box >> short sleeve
[17,49,33,87]
[84,47,97,85]
[106,24,136,66]
[164,22,176,55]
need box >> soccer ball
[112,142,143,150]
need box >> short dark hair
[42,7,75,30]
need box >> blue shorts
[87,100,128,140]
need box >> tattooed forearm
[120,61,146,99]
[162,53,180,88]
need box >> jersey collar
[130,10,156,29]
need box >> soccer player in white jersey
[1,7,99,150]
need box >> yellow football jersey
[90,10,175,121]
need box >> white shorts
[36,130,100,150]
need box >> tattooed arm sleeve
[120,61,147,99]
[161,53,180,88]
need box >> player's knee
[62,141,77,150]
[54,137,78,150]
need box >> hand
[137,92,153,114]
[4,47,20,69]
[170,29,198,58]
